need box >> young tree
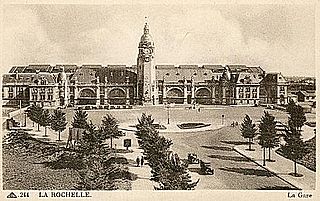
[288,104,306,132]
[281,125,309,177]
[258,111,279,164]
[51,109,67,141]
[286,99,296,115]
[27,104,44,131]
[39,109,51,137]
[72,108,89,129]
[101,114,124,149]
[240,114,257,151]
[26,105,35,127]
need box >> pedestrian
[198,107,201,112]
[141,156,144,167]
[136,156,140,167]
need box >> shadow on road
[201,145,233,151]
[208,154,251,162]
[220,140,249,146]
[219,167,273,177]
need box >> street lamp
[221,114,225,125]
[166,103,170,124]
[24,111,27,127]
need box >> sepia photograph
[0,1,318,200]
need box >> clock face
[143,48,150,54]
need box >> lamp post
[166,103,170,124]
[221,114,225,125]
[24,111,27,127]
[19,99,22,127]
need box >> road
[162,126,296,190]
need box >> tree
[258,111,279,165]
[27,104,44,131]
[39,109,51,137]
[135,113,198,190]
[240,114,257,151]
[72,108,89,129]
[286,99,296,115]
[101,114,124,149]
[51,109,67,141]
[76,122,119,190]
[281,125,309,177]
[288,103,306,132]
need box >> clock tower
[137,22,156,104]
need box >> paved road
[162,126,296,190]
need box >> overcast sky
[2,4,315,76]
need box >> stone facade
[2,22,288,107]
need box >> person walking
[136,156,140,167]
[141,156,144,167]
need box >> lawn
[2,132,132,190]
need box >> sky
[1,4,315,76]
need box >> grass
[2,143,79,190]
[2,132,132,190]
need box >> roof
[298,90,316,97]
[2,73,56,85]
[234,72,261,84]
[288,93,298,97]
[261,73,287,84]
[72,68,97,84]
[227,65,248,72]
[247,66,265,74]
[156,66,222,82]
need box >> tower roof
[140,22,154,44]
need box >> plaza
[5,104,316,190]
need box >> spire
[143,16,149,34]
[139,17,154,46]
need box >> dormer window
[176,72,180,75]
[204,73,207,76]
[166,73,170,76]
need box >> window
[253,93,257,98]
[239,93,244,98]
[252,87,257,92]
[239,87,243,92]
[280,86,285,91]
[48,95,53,100]
[9,87,13,92]
[9,93,13,98]
[40,94,45,100]
[41,79,47,85]
[246,93,250,98]
[32,95,38,100]
[245,87,250,92]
